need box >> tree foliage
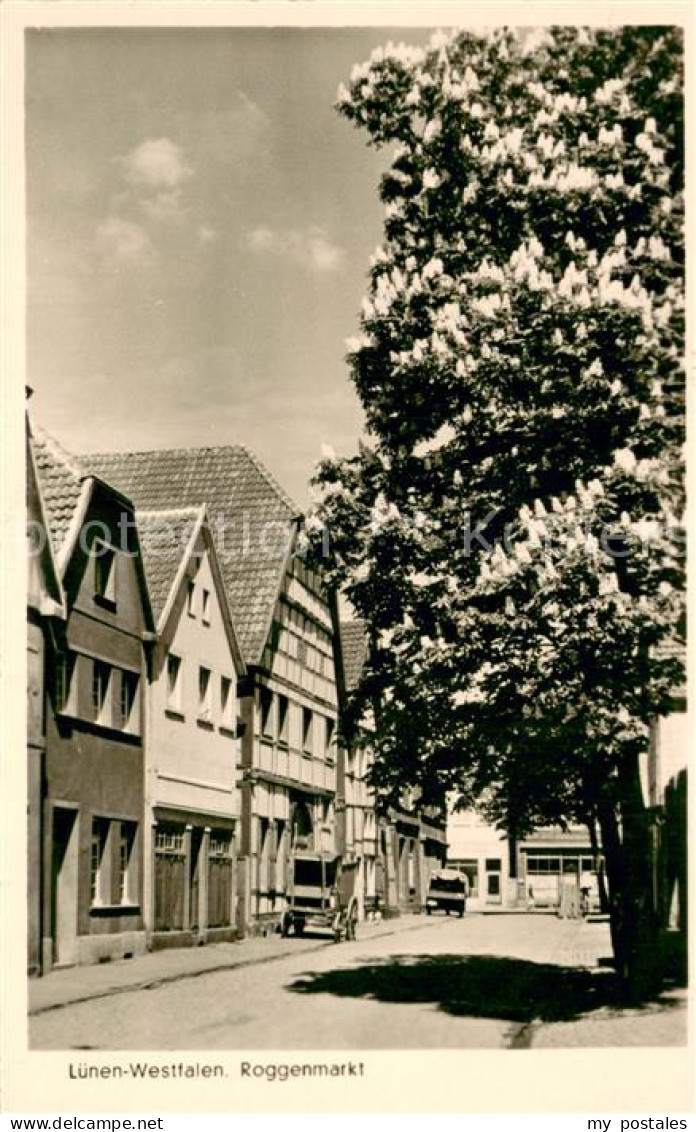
[307,27,685,853]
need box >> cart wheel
[281,913,291,938]
[295,918,305,936]
[426,907,432,915]
[332,912,343,943]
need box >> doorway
[189,827,203,931]
[51,807,79,967]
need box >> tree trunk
[598,752,661,1001]
[587,814,609,914]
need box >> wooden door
[52,807,78,967]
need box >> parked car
[425,869,467,917]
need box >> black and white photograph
[2,0,691,1114]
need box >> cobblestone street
[30,912,687,1051]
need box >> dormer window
[94,541,116,606]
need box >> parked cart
[281,851,359,943]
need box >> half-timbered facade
[239,553,339,924]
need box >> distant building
[33,426,154,970]
[336,619,447,916]
[136,506,245,948]
[446,807,512,910]
[83,445,340,933]
[336,620,379,915]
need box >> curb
[29,915,447,1018]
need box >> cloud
[94,217,154,266]
[246,226,345,274]
[114,137,194,227]
[120,138,193,190]
[95,136,210,267]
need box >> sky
[26,26,436,506]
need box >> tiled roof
[136,508,203,624]
[30,424,86,556]
[82,446,299,663]
[341,619,369,692]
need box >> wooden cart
[280,851,359,943]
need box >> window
[209,833,231,858]
[94,542,116,604]
[296,639,308,666]
[302,707,313,754]
[485,858,502,872]
[202,589,211,624]
[92,660,111,723]
[325,717,335,758]
[487,873,501,897]
[221,675,234,726]
[276,695,289,745]
[118,823,136,904]
[54,650,76,714]
[155,826,184,853]
[166,654,182,713]
[90,819,109,906]
[120,670,140,731]
[260,687,273,738]
[198,666,212,721]
[186,579,196,616]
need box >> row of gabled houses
[27,407,447,976]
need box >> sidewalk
[528,916,688,1048]
[28,913,435,1017]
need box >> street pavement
[29,912,687,1050]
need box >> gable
[260,554,337,707]
[82,445,298,664]
[27,424,65,616]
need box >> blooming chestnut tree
[309,26,684,993]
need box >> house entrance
[189,827,203,930]
[51,807,78,967]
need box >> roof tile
[82,445,299,663]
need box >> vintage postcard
[1,0,693,1117]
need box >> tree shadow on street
[288,954,683,1024]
